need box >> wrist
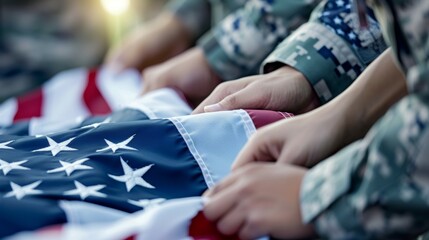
[198,48,222,85]
[270,66,320,113]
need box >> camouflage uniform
[300,0,429,239]
[167,0,321,80]
[262,0,387,104]
[168,0,387,103]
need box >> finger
[140,72,165,95]
[211,86,267,112]
[193,84,238,114]
[141,80,163,95]
[140,79,153,95]
[239,215,267,240]
[231,132,278,171]
[278,144,312,167]
[204,172,240,198]
[193,76,257,114]
[216,202,245,236]
[203,181,241,222]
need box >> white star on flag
[47,158,93,176]
[0,159,30,175]
[334,17,342,25]
[33,137,77,156]
[5,181,43,200]
[0,140,14,150]
[109,157,155,192]
[128,198,166,209]
[81,117,111,129]
[336,0,345,6]
[64,181,106,200]
[96,134,137,153]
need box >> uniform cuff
[262,23,365,104]
[198,31,249,81]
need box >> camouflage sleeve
[299,0,429,238]
[300,96,429,239]
[166,0,212,42]
[198,0,320,81]
[262,0,387,104]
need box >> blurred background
[0,0,168,101]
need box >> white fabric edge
[170,110,256,188]
[0,98,17,126]
[126,88,192,120]
[97,68,141,111]
[169,117,215,188]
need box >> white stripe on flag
[0,98,17,126]
[96,68,141,111]
[42,68,90,122]
[126,88,192,119]
[26,69,90,135]
[170,110,256,188]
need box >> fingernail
[204,103,224,112]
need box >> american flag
[0,68,291,239]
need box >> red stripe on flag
[245,110,294,129]
[83,69,111,115]
[14,88,43,122]
[189,211,240,240]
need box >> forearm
[262,0,387,104]
[165,0,211,42]
[151,11,193,55]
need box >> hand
[203,163,316,240]
[231,50,409,169]
[232,105,350,169]
[105,12,191,73]
[141,47,221,106]
[193,66,319,114]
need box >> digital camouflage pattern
[262,0,387,104]
[168,0,387,103]
[301,0,429,239]
[168,0,320,80]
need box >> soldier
[204,0,429,239]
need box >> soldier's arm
[300,95,429,239]
[166,0,212,43]
[198,0,320,81]
[301,0,429,238]
[262,0,387,104]
[105,0,212,72]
